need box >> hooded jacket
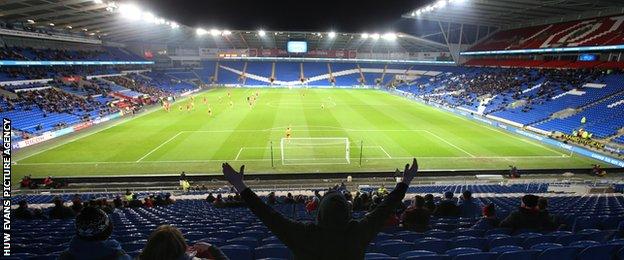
[241,183,408,260]
[59,237,132,260]
[500,206,555,231]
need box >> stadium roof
[0,0,448,52]
[403,0,624,29]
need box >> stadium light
[328,31,336,38]
[27,19,35,24]
[170,22,179,29]
[258,30,266,36]
[210,29,221,36]
[94,0,103,4]
[66,25,73,29]
[49,23,55,26]
[361,33,369,39]
[119,3,141,20]
[370,33,380,40]
[382,32,397,41]
[435,0,447,8]
[142,12,156,23]
[196,28,208,36]
[222,30,232,36]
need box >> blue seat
[496,250,540,260]
[452,237,487,250]
[255,244,292,259]
[584,230,616,243]
[489,237,522,248]
[568,240,600,249]
[414,239,450,254]
[524,235,555,249]
[402,256,450,260]
[537,247,579,260]
[398,250,436,260]
[573,217,599,232]
[490,245,523,253]
[454,252,498,260]
[221,245,253,260]
[577,244,620,260]
[365,252,394,260]
[395,231,425,242]
[617,247,624,260]
[379,241,415,257]
[444,247,481,256]
[485,228,512,236]
[228,237,259,248]
[529,243,562,251]
[554,234,584,245]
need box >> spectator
[20,175,32,188]
[267,192,277,205]
[213,194,224,207]
[423,194,436,212]
[113,196,123,208]
[59,207,131,260]
[433,191,459,218]
[144,197,154,208]
[401,195,430,232]
[306,196,319,214]
[124,189,134,203]
[472,204,500,230]
[284,193,295,204]
[49,196,76,219]
[13,200,34,219]
[71,194,84,214]
[206,193,215,203]
[458,190,482,218]
[139,225,227,260]
[221,158,418,259]
[500,194,555,232]
[129,194,143,208]
[43,176,55,188]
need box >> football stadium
[3,0,624,259]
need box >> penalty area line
[136,132,184,162]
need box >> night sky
[134,0,430,32]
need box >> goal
[280,137,350,165]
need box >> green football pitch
[13,88,602,180]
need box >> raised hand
[222,162,247,192]
[398,158,418,185]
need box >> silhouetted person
[221,159,419,259]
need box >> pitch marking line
[15,155,573,166]
[234,148,244,161]
[136,132,184,162]
[421,130,476,158]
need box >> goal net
[280,137,350,165]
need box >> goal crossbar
[280,137,350,165]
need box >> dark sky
[135,0,429,32]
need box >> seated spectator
[128,194,144,208]
[206,193,215,203]
[124,189,134,204]
[59,207,131,260]
[284,192,295,204]
[139,225,227,260]
[220,158,418,259]
[433,191,459,218]
[43,176,55,188]
[113,196,123,208]
[423,194,435,212]
[401,195,430,232]
[13,200,34,219]
[71,194,84,214]
[20,175,32,188]
[306,196,319,214]
[144,197,154,208]
[458,190,482,218]
[500,194,555,232]
[472,204,500,230]
[267,192,277,205]
[164,193,175,205]
[49,196,76,219]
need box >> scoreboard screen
[578,54,597,61]
[287,41,308,53]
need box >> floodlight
[371,33,380,40]
[361,33,369,39]
[94,0,103,4]
[170,22,179,29]
[142,12,156,23]
[382,33,397,41]
[222,30,232,36]
[435,0,447,8]
[67,25,73,29]
[49,23,55,26]
[416,10,422,15]
[119,4,141,20]
[27,19,35,24]
[196,28,208,36]
[328,31,336,38]
[210,29,221,36]
[258,30,266,36]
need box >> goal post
[280,137,350,165]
